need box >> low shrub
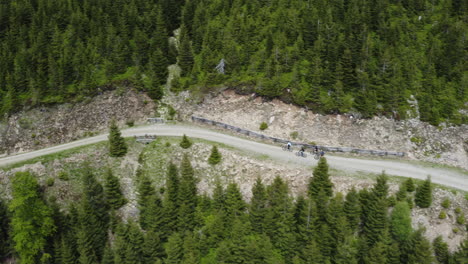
[259,122,268,131]
[438,211,447,219]
[441,198,450,209]
[46,178,55,187]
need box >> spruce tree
[124,221,145,264]
[163,163,180,233]
[178,155,198,231]
[137,175,156,230]
[344,188,361,231]
[165,232,184,264]
[177,26,194,77]
[179,134,192,149]
[144,230,164,263]
[104,169,127,210]
[101,243,115,264]
[308,157,333,199]
[415,177,432,208]
[407,229,433,264]
[433,236,449,264]
[108,120,127,157]
[396,182,407,201]
[405,178,415,192]
[208,145,222,165]
[77,169,109,263]
[249,177,267,234]
[224,182,246,220]
[390,202,412,242]
[0,199,10,261]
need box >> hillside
[0,136,467,263]
[0,0,467,125]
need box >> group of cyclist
[286,142,325,159]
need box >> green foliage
[391,202,413,242]
[179,134,192,149]
[405,178,415,192]
[260,122,268,131]
[10,172,55,264]
[2,160,468,263]
[441,198,451,209]
[46,177,55,187]
[0,0,465,124]
[455,207,462,214]
[78,168,109,263]
[168,105,177,120]
[415,177,432,208]
[108,120,127,157]
[308,158,333,199]
[0,199,10,261]
[104,169,127,210]
[58,171,69,181]
[439,211,447,219]
[433,236,449,264]
[290,131,298,140]
[456,213,465,225]
[178,155,198,231]
[208,146,222,165]
[126,120,135,127]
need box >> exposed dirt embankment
[172,90,468,170]
[0,88,155,156]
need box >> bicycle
[282,144,293,152]
[296,150,307,158]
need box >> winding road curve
[1,124,467,191]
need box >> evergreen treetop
[108,120,127,157]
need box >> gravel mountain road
[1,124,467,191]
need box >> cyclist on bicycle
[320,150,325,157]
[314,146,319,154]
[300,146,305,157]
[287,141,292,150]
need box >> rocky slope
[170,89,468,170]
[0,87,155,156]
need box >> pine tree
[390,202,412,242]
[179,134,192,149]
[415,177,432,208]
[124,221,145,264]
[308,157,333,199]
[433,236,449,264]
[104,169,127,210]
[108,120,127,157]
[165,232,184,264]
[0,199,10,261]
[177,26,194,77]
[224,182,246,220]
[144,230,164,263]
[407,229,433,264]
[405,178,415,192]
[363,197,388,246]
[137,175,156,230]
[164,163,180,233]
[178,155,198,231]
[208,145,222,165]
[9,172,55,264]
[372,173,389,200]
[77,168,109,263]
[396,182,407,201]
[344,188,361,231]
[249,177,267,234]
[212,181,225,211]
[101,243,115,264]
[146,48,168,100]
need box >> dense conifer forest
[0,0,467,124]
[0,157,467,263]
